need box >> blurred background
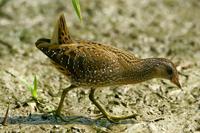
[0,0,199,132]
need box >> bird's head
[152,58,181,89]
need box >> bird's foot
[40,109,69,122]
[101,113,138,123]
[49,110,81,122]
[53,111,69,122]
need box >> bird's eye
[167,67,173,75]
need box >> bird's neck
[123,58,160,84]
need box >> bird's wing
[58,43,121,71]
[76,40,140,62]
[48,43,124,84]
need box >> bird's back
[37,40,140,87]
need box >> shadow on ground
[0,114,137,127]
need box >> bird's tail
[51,13,74,45]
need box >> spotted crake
[35,13,181,122]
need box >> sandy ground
[0,0,200,132]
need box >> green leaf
[71,0,82,21]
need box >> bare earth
[0,0,199,132]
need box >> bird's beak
[171,76,182,90]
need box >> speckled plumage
[35,13,181,122]
[36,37,180,88]
[36,38,141,86]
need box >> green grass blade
[71,0,82,21]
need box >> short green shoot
[21,76,38,101]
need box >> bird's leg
[54,84,76,120]
[89,88,137,123]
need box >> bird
[35,13,181,122]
